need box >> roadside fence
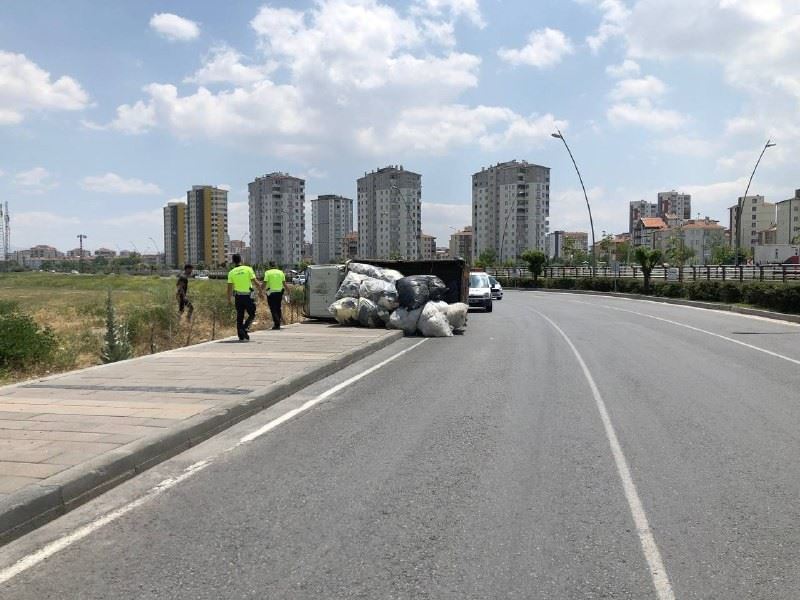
[487,264,800,283]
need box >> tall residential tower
[249,173,305,267]
[472,160,550,262]
[163,201,186,269]
[312,195,353,264]
[357,166,421,260]
[186,186,228,268]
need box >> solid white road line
[596,303,800,367]
[238,339,428,444]
[0,460,211,586]
[533,309,676,600]
[0,338,428,586]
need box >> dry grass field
[0,272,305,383]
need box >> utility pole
[77,234,87,272]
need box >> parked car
[468,272,493,312]
[489,276,503,300]
[194,271,209,280]
[292,273,306,285]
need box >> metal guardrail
[487,265,800,282]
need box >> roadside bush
[0,309,58,370]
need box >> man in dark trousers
[227,254,261,341]
[264,261,286,330]
[176,264,194,320]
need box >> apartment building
[357,166,421,260]
[163,201,187,269]
[420,234,437,260]
[652,218,725,264]
[546,230,589,259]
[629,200,657,234]
[342,231,358,261]
[632,217,668,248]
[249,173,305,267]
[776,189,800,245]
[657,191,691,220]
[449,225,473,264]
[728,195,775,252]
[186,186,228,268]
[312,194,353,264]
[472,160,550,262]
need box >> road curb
[0,328,404,546]
[513,288,800,324]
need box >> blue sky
[2,0,799,253]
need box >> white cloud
[99,209,162,227]
[609,75,666,100]
[14,167,58,194]
[581,0,630,52]
[421,201,472,244]
[550,186,610,234]
[15,211,79,228]
[185,46,276,86]
[80,173,162,195]
[357,105,565,155]
[724,116,760,136]
[105,1,564,159]
[149,13,200,42]
[228,201,250,241]
[0,169,4,177]
[498,28,573,68]
[607,99,687,131]
[606,59,640,78]
[653,135,717,158]
[0,51,89,125]
[411,0,486,28]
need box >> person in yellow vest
[227,254,262,341]
[264,261,286,330]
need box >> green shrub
[0,310,57,369]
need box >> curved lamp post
[551,129,596,273]
[735,139,776,267]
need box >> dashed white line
[0,460,212,586]
[593,303,800,367]
[0,339,428,586]
[532,308,676,600]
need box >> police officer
[227,254,261,341]
[264,261,286,330]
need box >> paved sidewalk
[0,323,402,544]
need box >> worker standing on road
[264,261,286,331]
[227,254,261,341]
[176,263,194,320]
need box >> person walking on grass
[176,263,194,320]
[264,261,286,330]
[227,254,261,341]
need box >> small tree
[100,290,132,363]
[666,235,695,268]
[634,247,663,292]
[521,249,547,285]
[474,248,497,269]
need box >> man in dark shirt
[177,264,194,320]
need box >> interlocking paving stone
[0,324,401,539]
[23,384,252,395]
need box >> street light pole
[735,139,776,266]
[552,129,596,274]
[77,234,87,272]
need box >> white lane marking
[0,339,428,586]
[239,339,428,444]
[530,290,800,328]
[0,459,211,586]
[590,303,800,367]
[532,309,676,600]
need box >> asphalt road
[2,291,800,599]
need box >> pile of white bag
[328,263,467,337]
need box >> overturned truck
[304,259,469,337]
